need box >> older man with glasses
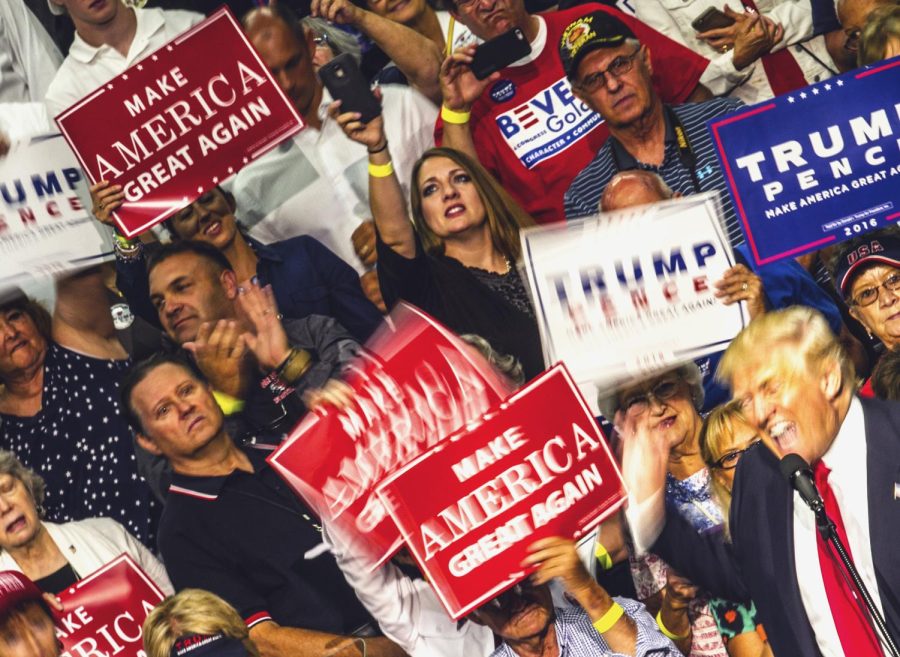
[561,12,747,247]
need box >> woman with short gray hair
[0,450,172,595]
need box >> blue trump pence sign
[708,56,900,266]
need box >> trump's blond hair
[717,306,855,392]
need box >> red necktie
[813,461,884,656]
[739,0,810,96]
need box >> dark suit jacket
[652,396,900,657]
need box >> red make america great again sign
[268,304,514,566]
[54,554,166,657]
[55,7,304,238]
[376,364,626,619]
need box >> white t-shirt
[226,84,437,274]
[628,0,836,104]
[0,2,62,103]
[44,6,203,118]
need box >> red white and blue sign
[709,56,900,266]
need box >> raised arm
[250,622,406,657]
[329,95,417,259]
[311,0,443,104]
[52,266,127,360]
[437,45,499,161]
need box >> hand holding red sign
[54,554,166,657]
[267,303,514,566]
[56,8,304,238]
[376,364,626,618]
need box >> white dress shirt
[0,1,62,103]
[226,85,437,274]
[625,0,836,104]
[44,6,203,118]
[792,397,886,657]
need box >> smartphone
[470,28,532,80]
[691,7,736,32]
[318,53,381,124]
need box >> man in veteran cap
[561,10,746,247]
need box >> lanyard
[608,106,702,195]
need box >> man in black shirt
[121,354,405,657]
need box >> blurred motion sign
[0,134,110,295]
[709,56,900,265]
[55,7,304,238]
[55,554,166,657]
[376,364,625,618]
[268,304,514,566]
[521,192,746,398]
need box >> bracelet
[441,105,471,125]
[367,140,388,154]
[113,231,137,249]
[592,602,625,634]
[368,161,394,178]
[595,542,613,571]
[276,347,312,385]
[656,609,690,641]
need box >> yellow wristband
[441,105,471,125]
[368,160,394,178]
[595,542,613,571]
[656,609,690,641]
[592,602,625,634]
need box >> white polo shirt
[226,84,437,274]
[44,6,202,118]
[0,2,62,102]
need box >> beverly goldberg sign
[709,55,900,266]
[55,7,304,238]
[376,364,626,619]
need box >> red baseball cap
[0,571,45,619]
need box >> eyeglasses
[313,33,329,47]
[575,47,642,93]
[711,439,760,470]
[843,27,861,53]
[849,272,900,307]
[621,378,682,417]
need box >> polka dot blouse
[0,343,160,546]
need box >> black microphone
[779,454,825,515]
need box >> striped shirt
[563,98,745,246]
[489,597,680,657]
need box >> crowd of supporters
[1,0,899,655]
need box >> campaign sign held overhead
[267,304,514,567]
[55,7,304,238]
[709,56,900,266]
[376,364,626,619]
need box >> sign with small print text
[55,554,166,657]
[376,364,626,619]
[55,7,304,238]
[521,192,747,400]
[708,56,900,265]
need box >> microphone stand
[813,507,900,657]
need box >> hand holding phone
[318,53,381,124]
[470,28,532,80]
[691,7,736,33]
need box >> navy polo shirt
[158,443,376,634]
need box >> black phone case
[691,7,736,32]
[470,28,532,80]
[318,53,382,124]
